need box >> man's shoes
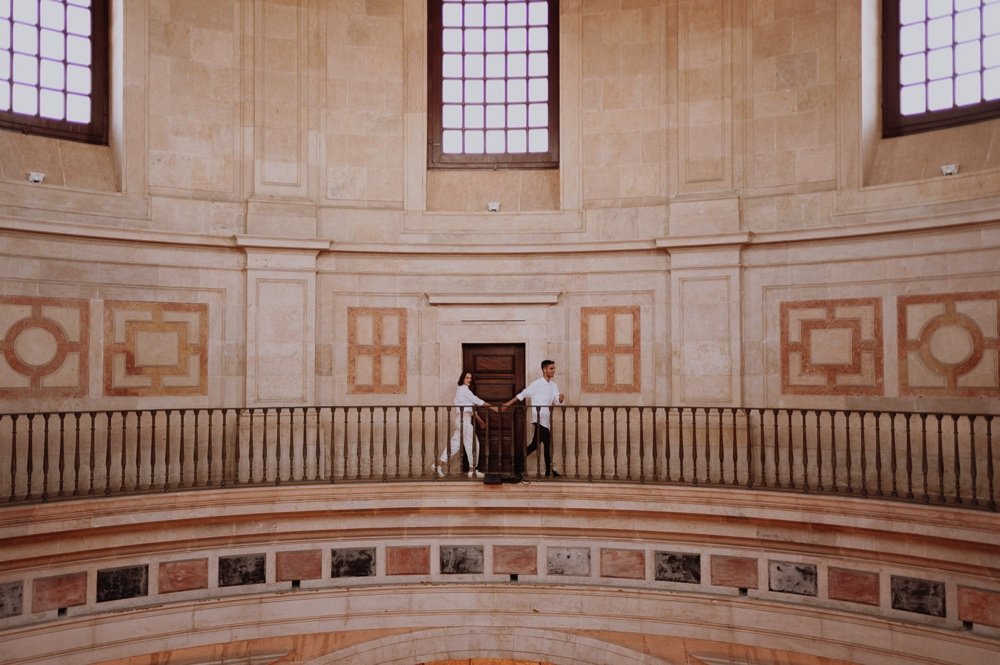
[468,469,485,478]
[545,469,562,478]
[508,472,529,485]
[431,463,445,478]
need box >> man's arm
[502,384,529,409]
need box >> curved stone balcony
[1,481,999,665]
[1,404,998,664]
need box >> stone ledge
[0,484,997,642]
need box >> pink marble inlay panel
[31,572,87,612]
[580,305,640,393]
[958,586,1000,628]
[600,548,645,579]
[158,559,208,594]
[493,545,537,574]
[276,550,322,581]
[0,296,89,399]
[386,545,429,575]
[710,555,758,589]
[348,307,407,394]
[828,567,879,606]
[898,291,1000,398]
[104,301,208,397]
[780,298,883,396]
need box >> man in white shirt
[502,359,565,479]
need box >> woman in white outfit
[432,371,495,478]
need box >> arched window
[0,0,108,144]
[428,0,559,168]
[882,0,1000,137]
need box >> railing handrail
[0,404,996,418]
[1,404,996,511]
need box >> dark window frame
[0,0,109,145]
[427,0,560,169]
[882,0,1000,138]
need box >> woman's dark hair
[457,371,471,386]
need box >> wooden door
[462,343,525,482]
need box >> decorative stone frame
[580,305,640,393]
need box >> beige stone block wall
[315,249,669,407]
[426,169,560,213]
[2,0,997,237]
[743,227,1000,412]
[581,0,666,208]
[326,0,404,205]
[0,133,117,192]
[1,0,999,416]
[0,230,244,413]
[672,0,735,200]
[147,0,241,198]
[743,1,837,200]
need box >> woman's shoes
[431,463,485,479]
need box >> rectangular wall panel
[251,278,310,402]
[254,0,309,194]
[677,0,731,193]
[675,275,736,404]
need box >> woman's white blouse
[453,384,485,413]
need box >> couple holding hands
[431,359,565,480]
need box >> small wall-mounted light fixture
[487,201,500,212]
[26,171,46,183]
[939,163,959,176]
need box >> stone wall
[0,0,998,415]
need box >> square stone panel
[104,301,208,397]
[809,327,854,365]
[958,586,1000,628]
[159,559,209,594]
[780,298,883,396]
[386,546,429,575]
[768,560,817,596]
[97,565,148,603]
[440,545,484,574]
[0,296,89,399]
[547,546,591,576]
[276,550,322,582]
[581,306,640,393]
[32,572,87,612]
[332,547,377,578]
[710,555,758,589]
[600,548,644,579]
[654,552,701,584]
[891,575,946,617]
[493,545,537,575]
[828,567,879,606]
[218,554,266,587]
[348,307,407,394]
[897,291,1000,398]
[0,581,23,618]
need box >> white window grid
[0,0,94,123]
[896,0,1000,115]
[439,0,551,155]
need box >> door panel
[463,343,525,481]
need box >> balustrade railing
[0,405,995,510]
